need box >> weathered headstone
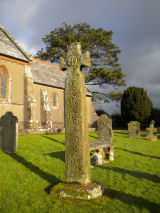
[97,114,112,143]
[90,114,114,164]
[50,42,103,200]
[128,121,140,138]
[146,120,157,141]
[0,111,18,153]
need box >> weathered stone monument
[64,43,91,185]
[146,120,157,141]
[128,121,140,138]
[90,114,114,166]
[50,42,103,200]
[98,114,112,143]
[0,111,18,153]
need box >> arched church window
[1,71,6,98]
[0,66,8,100]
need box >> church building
[0,25,97,134]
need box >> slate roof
[31,58,66,89]
[0,25,30,62]
[31,58,92,96]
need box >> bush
[111,113,125,128]
[150,108,160,127]
[121,87,152,127]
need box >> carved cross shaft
[60,42,91,71]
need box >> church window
[52,93,58,109]
[0,66,8,100]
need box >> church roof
[31,58,92,96]
[31,58,66,89]
[0,25,30,62]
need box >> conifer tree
[121,87,152,125]
[37,23,126,101]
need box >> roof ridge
[0,24,31,61]
[32,57,60,68]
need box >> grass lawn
[0,130,160,213]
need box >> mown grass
[0,131,160,213]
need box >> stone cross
[146,121,157,141]
[97,114,112,144]
[128,121,140,139]
[0,111,18,153]
[61,42,91,184]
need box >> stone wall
[32,83,65,129]
[0,57,97,134]
[0,57,25,130]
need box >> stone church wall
[0,57,97,134]
[0,57,25,131]
[32,83,64,129]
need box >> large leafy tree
[37,23,126,101]
[121,87,152,126]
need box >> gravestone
[146,120,157,141]
[0,111,18,153]
[128,121,140,138]
[97,114,112,143]
[90,114,114,165]
[50,42,103,200]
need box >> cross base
[50,182,104,200]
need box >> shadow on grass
[113,131,128,135]
[7,153,60,191]
[43,136,64,146]
[101,166,160,183]
[88,134,98,140]
[116,147,160,160]
[104,188,160,212]
[44,151,65,162]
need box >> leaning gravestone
[128,121,140,138]
[0,111,18,153]
[146,120,157,141]
[98,114,112,143]
[50,42,103,200]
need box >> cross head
[60,42,91,71]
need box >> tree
[36,23,126,102]
[150,108,160,127]
[121,87,152,126]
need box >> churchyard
[0,41,160,212]
[0,130,159,213]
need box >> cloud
[1,0,160,112]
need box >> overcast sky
[1,0,160,114]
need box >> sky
[1,0,160,114]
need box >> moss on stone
[50,182,103,200]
